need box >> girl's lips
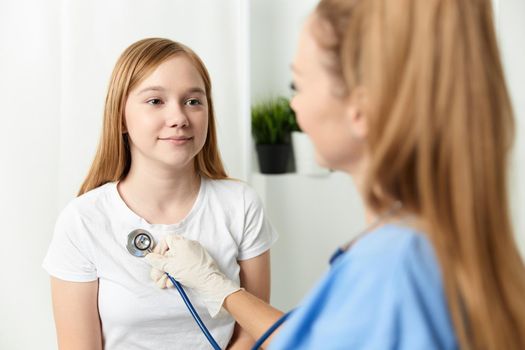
[159,137,193,145]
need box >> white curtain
[0,1,248,348]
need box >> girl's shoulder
[58,182,116,222]
[204,178,262,206]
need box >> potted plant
[251,97,295,174]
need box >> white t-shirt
[43,177,278,350]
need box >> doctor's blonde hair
[79,38,227,195]
[315,0,525,348]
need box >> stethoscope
[127,229,222,350]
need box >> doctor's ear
[345,87,369,140]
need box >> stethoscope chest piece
[127,229,155,257]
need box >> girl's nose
[166,104,189,128]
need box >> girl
[43,38,277,350]
[146,1,525,349]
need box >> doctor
[146,0,525,348]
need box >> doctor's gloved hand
[145,235,242,318]
[148,238,175,289]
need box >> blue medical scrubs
[268,224,458,349]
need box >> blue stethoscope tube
[250,311,293,350]
[249,247,345,349]
[167,266,284,350]
[168,270,284,350]
[166,273,221,350]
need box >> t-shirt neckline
[107,177,207,231]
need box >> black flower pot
[256,144,291,174]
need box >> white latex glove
[145,235,241,318]
[149,238,172,289]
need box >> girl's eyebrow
[137,86,166,94]
[137,86,205,95]
[185,87,206,95]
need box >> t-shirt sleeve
[42,204,97,282]
[237,186,278,260]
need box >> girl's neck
[117,162,201,224]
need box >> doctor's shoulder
[340,224,448,294]
[339,225,456,346]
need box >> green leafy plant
[251,97,299,144]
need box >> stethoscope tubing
[166,273,222,350]
[250,245,346,348]
[168,268,286,350]
[251,310,293,350]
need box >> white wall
[498,0,525,257]
[250,0,318,102]
[0,1,247,348]
[251,173,365,310]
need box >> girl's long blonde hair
[315,0,525,348]
[78,38,227,196]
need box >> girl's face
[124,55,208,172]
[290,15,367,174]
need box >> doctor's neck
[349,158,403,227]
[347,157,375,225]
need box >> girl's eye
[290,81,298,92]
[185,98,202,106]
[147,98,163,105]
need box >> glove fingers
[149,266,167,289]
[165,234,185,253]
[145,252,167,270]
[156,238,168,255]
[150,267,164,280]
[155,274,168,289]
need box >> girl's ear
[345,87,369,140]
[122,117,128,134]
